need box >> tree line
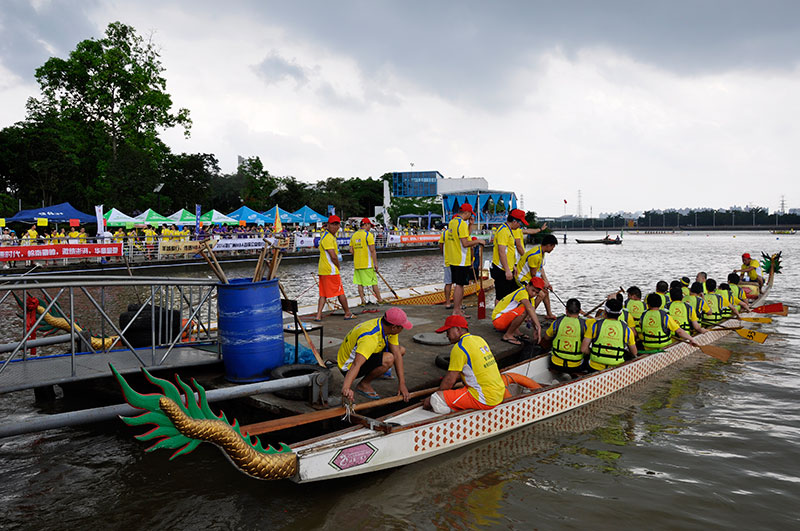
[0,22,388,221]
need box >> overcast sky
[2,1,799,216]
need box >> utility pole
[577,189,583,218]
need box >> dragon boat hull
[113,254,779,483]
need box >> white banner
[95,205,104,235]
[211,238,267,251]
[295,236,316,248]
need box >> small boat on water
[113,253,781,483]
[575,237,622,245]
[770,229,795,235]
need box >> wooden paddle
[752,303,788,315]
[199,247,228,284]
[268,249,283,280]
[376,270,399,299]
[278,281,324,367]
[242,385,438,437]
[582,287,625,317]
[201,241,228,284]
[676,339,732,362]
[741,316,772,324]
[476,246,486,319]
[714,326,769,344]
[252,242,270,281]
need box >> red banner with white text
[0,244,123,261]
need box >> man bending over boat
[423,315,539,414]
[736,252,764,289]
[338,308,412,402]
[491,278,544,345]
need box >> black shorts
[491,264,520,301]
[450,265,472,286]
[341,350,384,379]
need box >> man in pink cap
[315,215,354,321]
[444,203,484,317]
[349,217,384,306]
[337,307,412,401]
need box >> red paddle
[752,303,787,315]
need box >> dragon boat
[113,253,781,483]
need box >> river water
[1,231,797,529]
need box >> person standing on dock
[515,234,558,319]
[349,217,384,306]
[491,209,528,301]
[439,224,453,309]
[315,215,354,321]
[338,308,412,401]
[444,203,484,317]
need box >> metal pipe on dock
[0,373,319,439]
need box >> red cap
[510,209,528,225]
[384,307,413,330]
[528,277,545,289]
[459,203,473,213]
[742,253,751,260]
[328,215,341,224]
[361,217,372,226]
[435,315,469,333]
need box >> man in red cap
[491,208,529,301]
[315,215,354,321]
[423,315,505,413]
[444,203,484,317]
[736,252,763,288]
[349,217,384,306]
[338,307,412,401]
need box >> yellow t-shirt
[512,227,524,259]
[350,229,375,270]
[337,317,400,371]
[491,223,517,270]
[491,287,530,320]
[515,245,544,284]
[447,333,505,406]
[318,231,339,275]
[143,229,158,243]
[444,217,471,267]
[742,258,762,281]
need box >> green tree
[239,156,277,210]
[162,153,220,211]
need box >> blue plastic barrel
[217,278,283,382]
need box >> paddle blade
[753,303,786,314]
[741,316,772,324]
[735,328,768,344]
[477,289,486,319]
[700,344,732,362]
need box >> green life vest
[625,299,645,326]
[550,315,586,367]
[702,293,725,324]
[685,295,706,321]
[640,309,672,350]
[589,318,630,369]
[668,301,693,332]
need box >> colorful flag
[274,206,282,233]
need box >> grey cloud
[253,51,310,86]
[0,0,101,81]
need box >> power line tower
[780,195,786,214]
[577,189,583,218]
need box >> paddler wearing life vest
[667,286,706,335]
[543,297,588,375]
[646,280,671,310]
[695,271,709,293]
[639,293,699,351]
[736,252,764,289]
[581,297,638,371]
[625,286,646,330]
[702,278,743,325]
[685,282,711,324]
[726,273,752,313]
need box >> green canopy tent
[200,209,238,225]
[104,208,138,227]
[132,209,172,226]
[167,209,197,224]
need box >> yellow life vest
[668,301,693,332]
[640,309,672,350]
[550,316,586,368]
[589,318,630,369]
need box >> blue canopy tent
[397,211,442,229]
[7,202,96,224]
[292,205,327,225]
[262,206,302,224]
[228,206,268,225]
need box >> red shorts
[440,388,497,411]
[319,274,344,298]
[492,305,526,331]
